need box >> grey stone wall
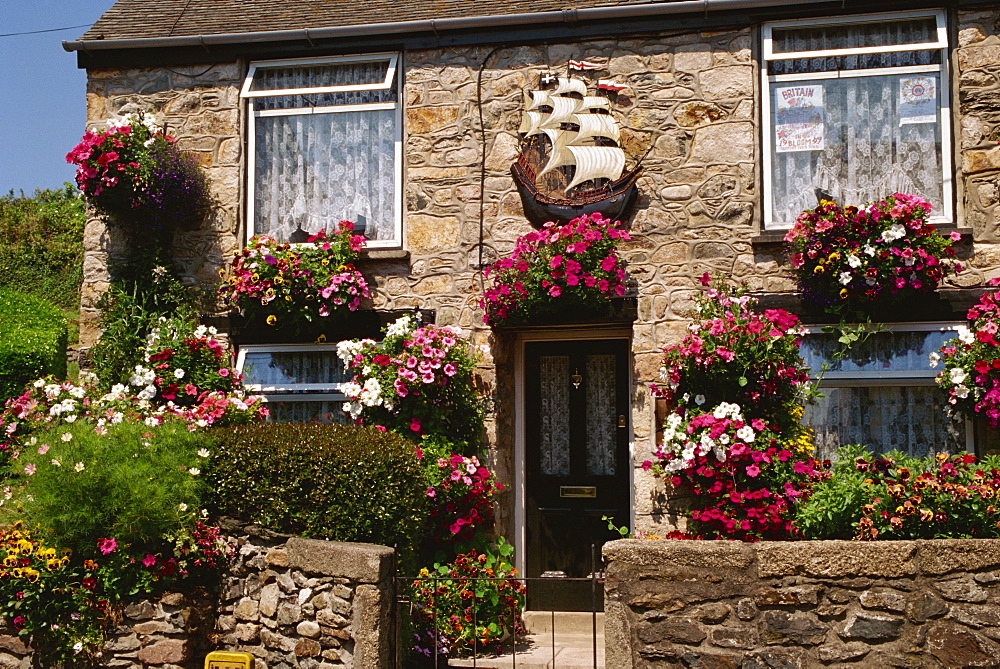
[0,527,395,668]
[78,6,1000,539]
[604,538,1000,668]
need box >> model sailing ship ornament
[511,62,643,228]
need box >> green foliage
[89,264,196,389]
[0,290,68,402]
[0,185,85,310]
[793,445,873,539]
[205,423,428,569]
[12,418,208,559]
[795,446,1000,540]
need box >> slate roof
[79,0,684,42]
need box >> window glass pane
[801,329,955,376]
[771,18,937,53]
[250,60,390,92]
[769,49,939,76]
[241,350,348,389]
[769,72,942,226]
[806,386,961,459]
[265,399,349,423]
[254,109,396,242]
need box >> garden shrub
[12,418,208,559]
[0,185,85,310]
[0,290,68,402]
[206,422,427,568]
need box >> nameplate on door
[560,486,596,498]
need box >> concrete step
[523,611,604,636]
[448,613,604,669]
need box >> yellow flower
[315,334,327,344]
[218,269,227,279]
[46,558,62,571]
[284,295,293,301]
[814,265,825,274]
[828,252,841,262]
[251,273,260,282]
[23,568,39,583]
[274,276,285,285]
[3,556,17,568]
[266,315,277,326]
[840,288,849,299]
[321,259,329,266]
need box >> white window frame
[802,321,973,453]
[242,53,403,248]
[761,10,953,229]
[236,343,350,419]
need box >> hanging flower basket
[66,112,210,234]
[784,194,961,316]
[219,222,371,333]
[480,213,630,327]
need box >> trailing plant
[408,537,526,659]
[205,422,427,570]
[935,280,1000,427]
[644,276,818,540]
[420,444,501,560]
[338,315,485,449]
[219,224,370,331]
[480,212,630,326]
[66,112,209,233]
[0,291,68,403]
[784,194,960,315]
[792,444,871,539]
[0,185,85,309]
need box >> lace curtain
[251,60,397,242]
[265,400,347,424]
[806,386,961,460]
[539,356,571,476]
[585,355,617,476]
[769,19,943,225]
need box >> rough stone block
[286,538,393,582]
[136,639,189,665]
[756,541,918,578]
[840,612,905,641]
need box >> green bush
[12,418,208,558]
[793,444,874,539]
[206,423,427,568]
[0,290,68,401]
[0,185,85,310]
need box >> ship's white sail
[565,146,625,190]
[520,75,629,193]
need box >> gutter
[63,0,838,52]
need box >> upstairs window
[763,12,951,228]
[242,54,402,246]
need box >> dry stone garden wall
[604,537,1000,668]
[0,524,395,668]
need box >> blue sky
[1,1,117,195]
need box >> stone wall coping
[285,536,394,582]
[605,538,1000,578]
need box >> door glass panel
[539,355,571,476]
[585,354,617,476]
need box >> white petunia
[74,462,85,472]
[928,352,941,368]
[949,367,968,385]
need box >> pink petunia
[97,537,118,555]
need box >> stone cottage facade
[67,0,1000,582]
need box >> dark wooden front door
[524,339,630,610]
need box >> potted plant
[219,222,371,337]
[480,213,631,327]
[66,111,209,238]
[784,194,961,316]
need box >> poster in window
[899,76,937,125]
[775,85,824,153]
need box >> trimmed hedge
[206,423,427,569]
[0,291,68,401]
